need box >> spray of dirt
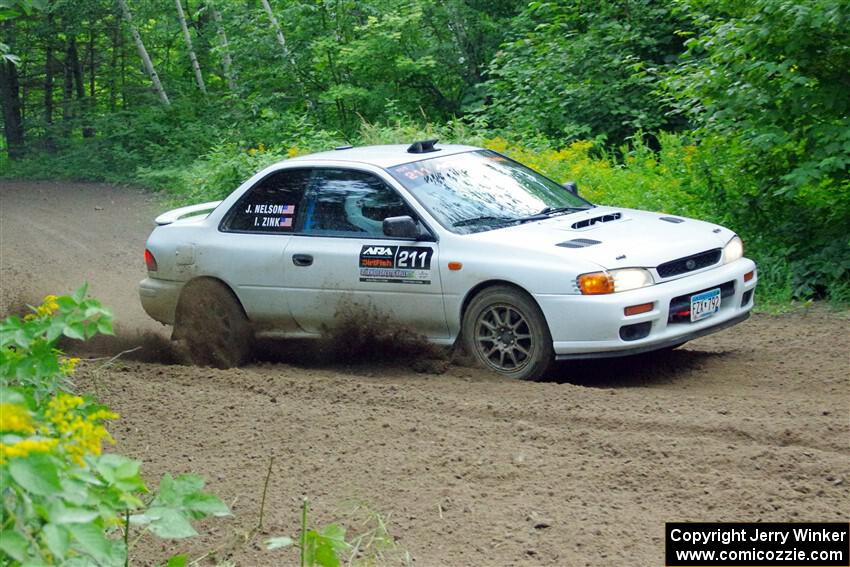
[2,288,185,364]
[251,299,452,373]
[66,329,186,365]
[321,300,451,373]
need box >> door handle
[292,254,313,267]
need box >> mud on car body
[140,140,757,379]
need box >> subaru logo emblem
[685,259,697,270]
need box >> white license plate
[690,288,721,322]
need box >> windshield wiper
[452,216,520,227]
[454,206,594,228]
[515,205,593,223]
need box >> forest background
[1,0,848,304]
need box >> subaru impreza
[140,140,757,379]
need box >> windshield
[387,150,592,234]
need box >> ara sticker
[359,245,433,285]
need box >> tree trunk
[109,7,119,110]
[0,59,26,158]
[440,0,481,83]
[67,37,94,138]
[175,0,206,94]
[117,0,170,105]
[88,28,96,130]
[44,14,56,151]
[62,38,74,136]
[89,30,96,98]
[259,0,303,91]
[210,4,236,92]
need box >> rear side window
[222,169,311,232]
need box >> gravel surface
[1,180,847,566]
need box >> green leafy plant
[1,284,112,400]
[265,499,350,567]
[0,286,230,566]
[265,499,410,567]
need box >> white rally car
[140,140,757,379]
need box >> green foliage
[0,0,45,63]
[669,0,850,196]
[487,0,689,144]
[667,0,850,301]
[265,499,407,567]
[0,287,230,566]
[265,499,349,567]
[0,285,112,399]
[130,473,230,539]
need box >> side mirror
[383,215,421,239]
[563,181,579,195]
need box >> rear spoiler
[155,201,223,226]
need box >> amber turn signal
[448,261,463,271]
[578,272,615,295]
[624,302,654,316]
[744,270,754,282]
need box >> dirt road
[1,180,848,566]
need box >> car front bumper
[139,277,184,325]
[535,258,757,359]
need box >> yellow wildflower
[35,294,60,317]
[258,143,266,152]
[60,357,82,376]
[286,147,300,158]
[247,148,258,156]
[45,394,118,466]
[0,438,60,464]
[0,403,35,434]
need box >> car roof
[287,143,481,169]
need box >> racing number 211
[397,248,431,269]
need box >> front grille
[668,280,736,324]
[657,248,721,278]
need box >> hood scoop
[660,216,685,224]
[557,238,602,249]
[571,212,622,230]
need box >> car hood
[467,206,736,270]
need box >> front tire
[174,279,252,369]
[461,286,554,380]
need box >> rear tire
[174,279,252,369]
[461,286,554,380]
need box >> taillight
[144,249,158,272]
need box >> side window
[222,169,311,232]
[301,169,416,237]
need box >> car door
[214,168,311,333]
[283,167,449,339]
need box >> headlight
[723,236,744,264]
[578,268,654,294]
[611,268,654,292]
